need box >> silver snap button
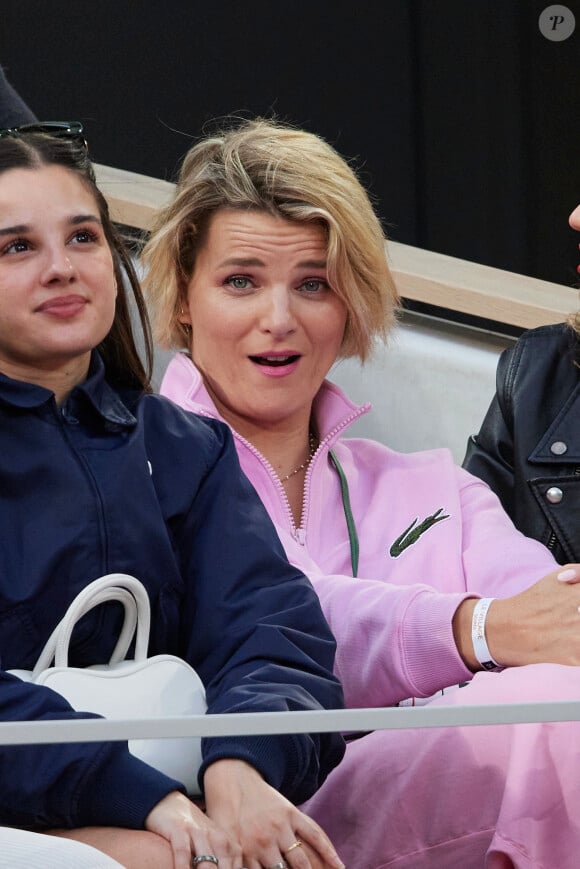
[546,486,563,504]
[550,441,568,455]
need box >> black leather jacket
[463,323,580,565]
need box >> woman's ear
[177,279,192,325]
[177,304,192,325]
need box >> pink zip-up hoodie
[161,352,557,709]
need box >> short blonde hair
[143,118,399,361]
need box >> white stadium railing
[4,701,580,748]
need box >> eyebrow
[217,257,328,269]
[0,214,102,237]
[298,259,327,269]
[218,257,264,268]
[0,224,28,237]
[69,214,102,226]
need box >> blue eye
[300,279,327,293]
[226,276,252,290]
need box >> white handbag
[9,574,206,796]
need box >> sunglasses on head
[0,121,87,151]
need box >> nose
[569,204,580,231]
[41,247,76,284]
[259,287,297,338]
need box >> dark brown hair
[0,132,153,392]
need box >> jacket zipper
[239,410,366,542]
[55,403,110,570]
[191,404,367,545]
[298,410,365,543]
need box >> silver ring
[267,863,287,869]
[192,857,219,867]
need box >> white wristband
[471,598,503,672]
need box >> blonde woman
[145,118,580,869]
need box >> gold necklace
[279,432,318,483]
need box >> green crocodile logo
[389,508,450,557]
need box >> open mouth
[249,354,300,367]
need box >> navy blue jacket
[0,354,344,829]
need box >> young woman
[464,204,580,565]
[0,123,346,869]
[145,118,580,868]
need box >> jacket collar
[529,380,580,463]
[0,352,137,429]
[160,351,370,441]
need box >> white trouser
[0,827,124,869]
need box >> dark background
[2,0,579,287]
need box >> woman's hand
[203,759,345,869]
[145,790,243,869]
[453,563,580,670]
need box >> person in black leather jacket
[464,203,580,564]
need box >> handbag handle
[32,574,151,678]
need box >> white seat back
[331,313,513,462]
